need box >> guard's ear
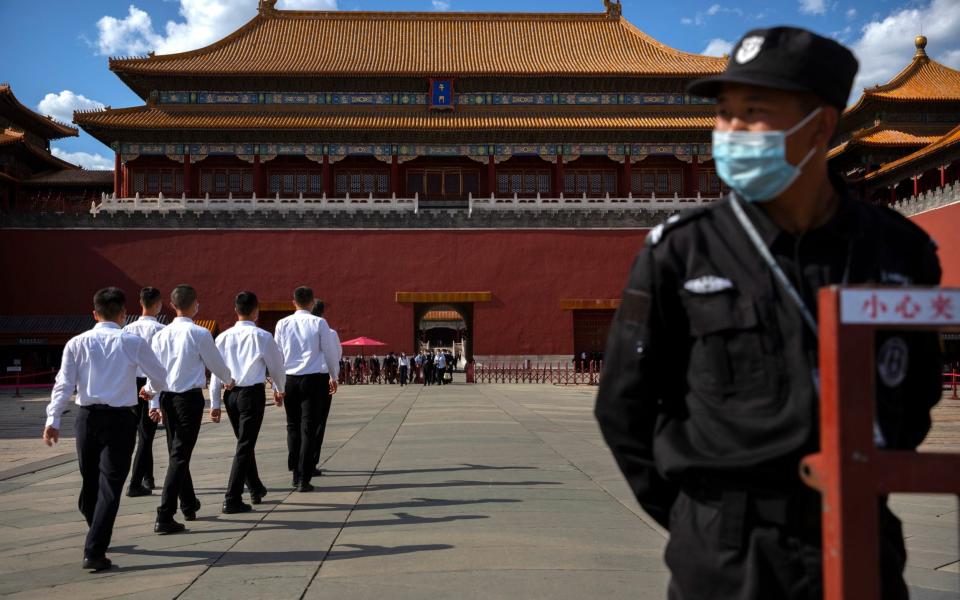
[816,106,840,150]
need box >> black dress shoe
[221,501,253,514]
[297,482,315,492]
[143,478,156,490]
[126,485,152,497]
[181,500,201,521]
[249,488,266,505]
[154,519,186,534]
[82,556,113,572]
[312,468,324,477]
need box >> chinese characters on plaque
[430,79,455,110]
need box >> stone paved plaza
[0,383,957,599]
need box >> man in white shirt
[43,287,168,572]
[143,284,234,533]
[399,353,410,386]
[210,291,286,513]
[274,286,339,492]
[122,286,165,497]
[309,299,341,476]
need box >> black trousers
[75,405,137,559]
[158,389,204,519]
[399,365,408,386]
[129,377,157,487]
[284,373,329,484]
[224,384,266,502]
[423,366,432,385]
[664,489,909,600]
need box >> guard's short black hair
[139,286,161,308]
[171,284,197,311]
[235,291,258,316]
[294,286,314,307]
[311,299,325,317]
[94,287,126,319]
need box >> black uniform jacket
[595,179,943,529]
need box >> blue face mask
[712,107,822,203]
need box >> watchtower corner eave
[106,7,725,99]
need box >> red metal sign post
[800,286,960,600]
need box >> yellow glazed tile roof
[108,8,725,78]
[846,37,960,114]
[0,84,78,139]
[866,124,960,180]
[75,105,716,131]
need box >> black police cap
[687,27,859,110]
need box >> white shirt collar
[95,321,121,330]
[173,316,194,324]
[138,315,158,322]
[235,320,256,327]
[294,309,311,315]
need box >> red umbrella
[341,336,387,354]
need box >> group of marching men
[42,284,340,572]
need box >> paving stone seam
[476,385,669,539]
[173,387,412,599]
[299,386,423,600]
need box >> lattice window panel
[362,173,375,193]
[296,174,308,193]
[350,174,361,193]
[215,173,227,194]
[241,172,252,193]
[200,173,212,194]
[522,173,537,194]
[310,174,322,193]
[133,173,145,194]
[269,174,280,193]
[146,173,160,194]
[282,174,294,194]
[603,172,616,194]
[335,174,349,193]
[670,173,682,194]
[160,173,174,194]
[538,173,550,193]
[377,174,389,193]
[174,172,183,194]
[563,173,575,194]
[497,173,509,194]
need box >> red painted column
[940,165,947,188]
[183,152,192,196]
[122,163,130,198]
[487,154,496,197]
[912,175,919,197]
[252,154,263,197]
[622,154,632,196]
[555,153,564,196]
[391,154,399,196]
[113,152,122,197]
[890,185,897,203]
[691,154,701,196]
[322,154,331,196]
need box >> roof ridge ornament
[603,0,622,19]
[259,0,278,15]
[914,34,928,59]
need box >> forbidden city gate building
[4,0,736,363]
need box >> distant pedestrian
[399,352,409,386]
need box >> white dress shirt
[45,322,168,429]
[330,328,342,363]
[399,356,410,368]
[274,310,340,379]
[146,316,233,408]
[122,315,165,378]
[209,320,286,409]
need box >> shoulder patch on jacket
[645,206,710,247]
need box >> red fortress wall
[2,229,647,356]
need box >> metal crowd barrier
[800,286,960,599]
[472,361,603,385]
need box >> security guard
[595,27,943,600]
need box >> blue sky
[1,0,958,169]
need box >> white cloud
[846,8,857,20]
[702,38,734,57]
[849,0,960,103]
[36,90,105,124]
[831,25,853,43]
[799,0,827,15]
[51,148,114,171]
[432,0,451,10]
[95,0,337,57]
[682,4,744,26]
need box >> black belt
[227,382,266,390]
[81,404,133,412]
